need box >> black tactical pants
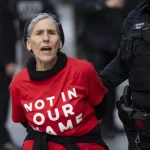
[125,127,150,150]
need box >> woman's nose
[43,33,49,42]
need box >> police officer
[100,0,150,149]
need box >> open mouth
[41,46,52,51]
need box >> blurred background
[0,0,144,150]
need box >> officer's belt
[24,125,109,150]
[132,111,150,134]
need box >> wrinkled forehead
[32,18,57,32]
[27,16,60,37]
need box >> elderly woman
[9,13,109,150]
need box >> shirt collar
[26,52,67,81]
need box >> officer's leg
[0,72,11,146]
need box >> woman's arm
[85,62,108,120]
[9,82,26,123]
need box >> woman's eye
[48,31,56,35]
[36,32,42,35]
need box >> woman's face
[27,18,62,63]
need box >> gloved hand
[118,104,136,130]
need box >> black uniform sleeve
[100,55,128,88]
[100,10,137,89]
[75,0,108,15]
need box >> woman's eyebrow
[35,29,43,33]
[35,29,56,33]
[33,29,43,34]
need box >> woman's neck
[36,57,57,71]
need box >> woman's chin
[39,56,55,63]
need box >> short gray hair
[24,12,65,47]
[27,13,61,37]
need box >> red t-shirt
[9,57,108,150]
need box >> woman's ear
[26,37,32,52]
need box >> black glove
[118,104,136,130]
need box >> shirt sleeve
[86,62,108,106]
[9,82,26,123]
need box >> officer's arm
[100,54,128,89]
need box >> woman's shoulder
[67,57,94,70]
[11,68,29,87]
